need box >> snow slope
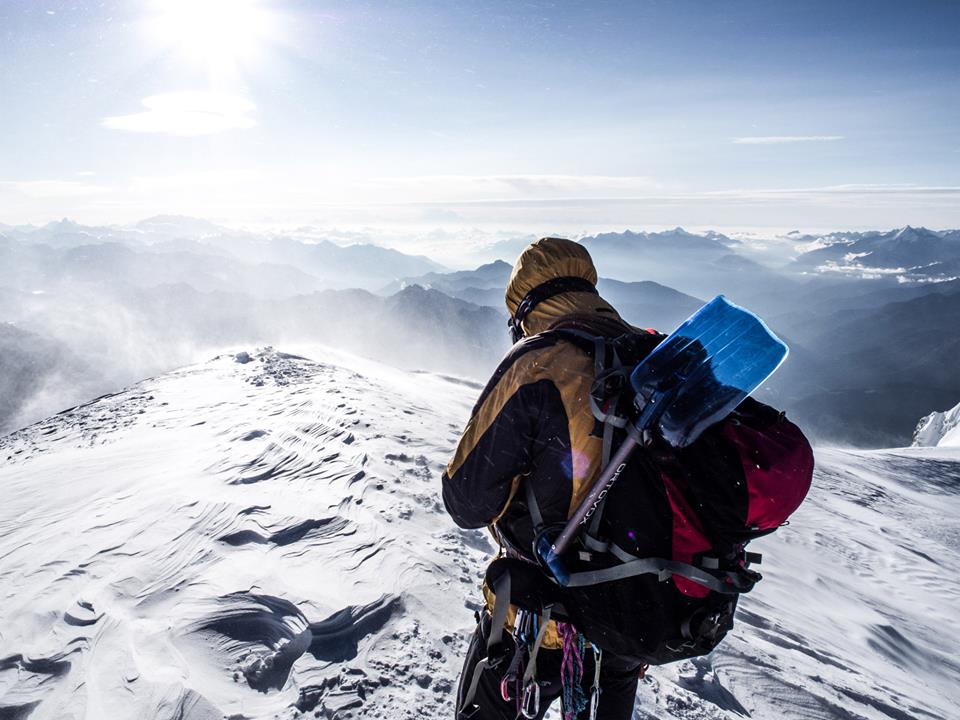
[913,401,960,447]
[1,348,957,720]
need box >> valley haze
[2,216,959,449]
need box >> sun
[147,0,279,74]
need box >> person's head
[505,237,621,342]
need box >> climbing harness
[457,569,553,719]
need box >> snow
[913,401,960,447]
[1,348,958,719]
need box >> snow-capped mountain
[1,348,956,720]
[914,401,960,447]
[792,226,960,281]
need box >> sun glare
[148,0,278,72]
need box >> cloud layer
[733,135,845,145]
[102,92,257,136]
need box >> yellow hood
[505,237,623,336]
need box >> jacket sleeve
[442,348,548,529]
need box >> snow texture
[1,348,957,720]
[913,401,960,447]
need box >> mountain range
[790,226,960,281]
[385,259,706,330]
[0,280,508,433]
[1,216,443,294]
[2,218,959,447]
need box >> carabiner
[589,686,601,720]
[499,675,513,702]
[589,645,603,720]
[499,636,527,703]
[520,680,540,719]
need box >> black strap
[458,573,513,715]
[564,542,758,595]
[588,336,624,540]
[521,604,553,685]
[487,573,512,652]
[524,477,544,530]
[509,277,598,341]
[553,327,630,546]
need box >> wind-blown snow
[913,401,960,447]
[1,348,957,719]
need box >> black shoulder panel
[471,332,566,414]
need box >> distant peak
[893,225,933,241]
[45,217,78,229]
[478,259,511,270]
[895,224,927,235]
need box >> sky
[1,0,959,233]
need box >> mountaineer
[442,237,813,720]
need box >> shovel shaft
[550,435,640,557]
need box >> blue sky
[1,0,958,231]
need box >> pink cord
[557,622,587,720]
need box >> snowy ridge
[913,401,960,447]
[1,349,958,719]
[0,349,485,719]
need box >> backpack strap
[457,572,514,716]
[588,340,631,543]
[534,326,640,554]
[563,542,760,595]
[548,327,630,432]
[524,476,544,531]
